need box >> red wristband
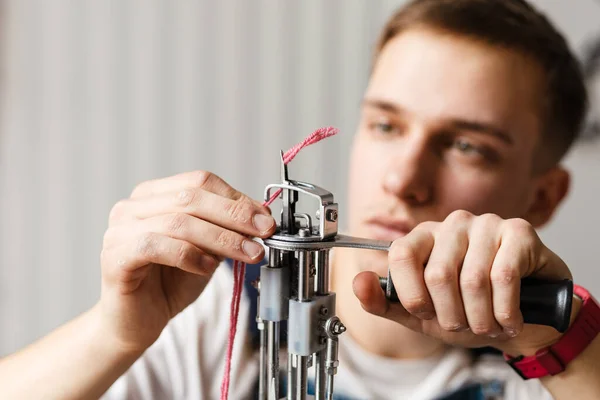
[504,284,600,379]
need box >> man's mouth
[364,216,415,241]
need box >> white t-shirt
[102,263,554,400]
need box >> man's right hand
[99,170,276,355]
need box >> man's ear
[523,166,570,228]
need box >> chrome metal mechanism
[257,152,392,400]
[257,151,574,399]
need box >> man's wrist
[88,303,147,361]
[503,295,583,358]
[502,284,600,381]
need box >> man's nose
[382,137,434,205]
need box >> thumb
[353,271,425,334]
[352,271,389,316]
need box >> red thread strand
[220,127,339,400]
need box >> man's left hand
[352,210,577,356]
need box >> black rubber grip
[379,272,573,333]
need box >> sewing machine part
[258,153,395,400]
[257,153,573,400]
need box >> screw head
[332,321,346,335]
[320,306,329,316]
[326,209,338,222]
[298,227,310,237]
[325,316,346,337]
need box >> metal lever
[380,275,574,333]
[266,232,574,332]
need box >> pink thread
[220,126,339,399]
[264,126,338,208]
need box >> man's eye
[448,138,501,164]
[369,121,398,135]
[453,139,482,155]
[376,122,394,133]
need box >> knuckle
[108,200,129,224]
[512,226,538,254]
[176,242,197,267]
[440,321,466,332]
[505,218,535,237]
[130,183,144,198]
[445,210,473,224]
[389,242,417,265]
[215,230,241,251]
[491,264,519,286]
[470,324,495,336]
[416,220,437,232]
[193,170,213,189]
[175,188,198,208]
[425,265,455,288]
[166,213,189,235]
[460,270,488,293]
[130,179,153,198]
[477,213,500,228]
[225,196,253,224]
[402,296,431,314]
[136,233,158,258]
[494,310,516,326]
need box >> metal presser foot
[255,152,391,400]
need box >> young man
[1,0,598,399]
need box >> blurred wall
[0,0,599,356]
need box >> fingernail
[488,332,501,338]
[253,213,275,234]
[243,240,263,260]
[503,327,519,337]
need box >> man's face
[347,28,546,274]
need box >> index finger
[389,227,436,319]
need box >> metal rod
[298,251,310,301]
[269,248,281,268]
[314,349,327,400]
[326,375,334,400]
[325,335,340,400]
[267,321,280,399]
[258,315,267,399]
[263,247,281,399]
[315,250,329,295]
[282,188,294,234]
[315,250,330,400]
[296,355,308,400]
[287,353,294,400]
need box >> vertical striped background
[1,0,599,356]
